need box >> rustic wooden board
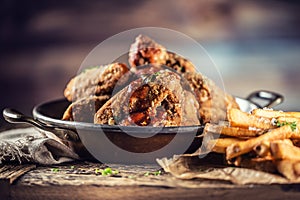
[0,164,36,200]
[17,161,238,188]
[1,161,300,199]
[9,184,300,200]
[0,124,300,199]
[0,164,36,184]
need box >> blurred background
[1,0,300,125]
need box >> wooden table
[1,161,300,200]
[1,125,300,200]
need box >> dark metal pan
[3,90,283,164]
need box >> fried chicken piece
[129,35,239,124]
[64,63,131,102]
[129,35,195,73]
[62,95,110,123]
[183,72,240,124]
[94,69,200,126]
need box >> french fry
[277,160,300,180]
[294,162,300,176]
[252,108,300,119]
[276,160,300,181]
[253,141,271,157]
[270,140,300,161]
[254,139,293,158]
[276,119,300,140]
[227,108,275,130]
[273,118,300,140]
[204,107,300,180]
[276,117,300,124]
[226,125,300,160]
[206,138,244,154]
[292,139,300,147]
[204,123,263,138]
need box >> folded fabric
[0,127,79,165]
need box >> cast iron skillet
[3,90,283,164]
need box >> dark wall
[1,0,300,125]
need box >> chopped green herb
[70,166,75,169]
[275,120,297,131]
[143,71,161,83]
[102,167,113,176]
[154,71,161,76]
[95,167,119,176]
[51,168,60,172]
[291,122,297,131]
[95,168,101,174]
[153,170,162,176]
[144,172,150,176]
[144,170,162,176]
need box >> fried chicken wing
[63,35,239,127]
[183,72,240,124]
[62,95,110,123]
[94,69,200,126]
[64,63,131,101]
[129,35,195,73]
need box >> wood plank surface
[1,125,300,199]
[9,185,300,200]
[0,161,299,199]
[0,162,300,200]
[16,162,236,188]
[0,164,36,184]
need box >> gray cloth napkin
[0,127,79,165]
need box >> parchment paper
[157,154,299,185]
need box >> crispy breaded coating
[94,69,200,127]
[64,63,131,102]
[129,35,195,73]
[62,95,110,123]
[183,72,239,124]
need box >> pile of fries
[204,108,300,180]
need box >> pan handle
[3,108,79,142]
[246,90,284,108]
